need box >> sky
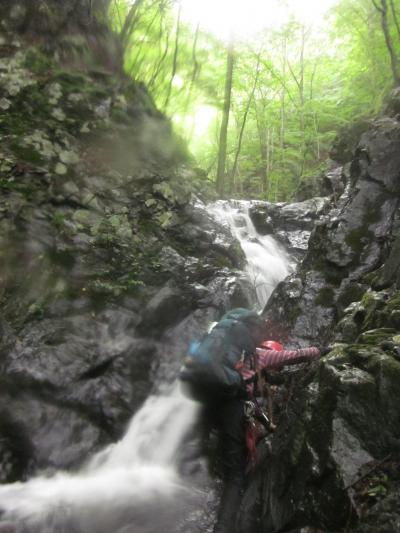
[180,0,338,42]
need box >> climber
[210,340,322,533]
[179,308,324,533]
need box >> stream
[0,201,292,533]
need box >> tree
[231,54,261,193]
[216,42,235,196]
[372,0,400,84]
[164,0,182,110]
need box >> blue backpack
[179,308,265,401]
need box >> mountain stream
[0,201,292,533]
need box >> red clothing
[240,346,320,394]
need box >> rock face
[249,196,330,260]
[0,6,252,479]
[263,115,400,347]
[240,96,400,532]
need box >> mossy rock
[315,286,336,307]
[361,290,389,331]
[23,47,52,74]
[337,283,367,313]
[358,328,397,345]
[386,291,400,314]
[342,344,384,369]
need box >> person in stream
[179,308,323,533]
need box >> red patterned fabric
[240,346,320,394]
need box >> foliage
[108,0,400,200]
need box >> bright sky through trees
[116,0,399,200]
[180,0,338,41]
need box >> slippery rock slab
[249,197,330,261]
[0,307,150,438]
[0,392,106,470]
[356,118,400,194]
[139,285,192,333]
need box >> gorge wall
[0,0,255,482]
[2,3,400,533]
[241,91,400,533]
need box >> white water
[208,200,292,309]
[0,387,200,531]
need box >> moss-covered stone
[358,328,397,345]
[315,286,335,307]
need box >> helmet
[260,340,284,351]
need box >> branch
[371,0,384,14]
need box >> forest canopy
[109,0,400,200]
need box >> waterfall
[0,387,200,532]
[0,200,291,533]
[208,200,292,309]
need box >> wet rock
[382,86,400,118]
[263,115,400,346]
[0,393,105,470]
[320,166,346,198]
[0,411,34,483]
[330,119,370,164]
[242,100,400,533]
[249,197,330,260]
[139,285,192,332]
[242,342,400,532]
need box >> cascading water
[208,200,293,309]
[0,386,201,533]
[0,200,292,533]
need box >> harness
[244,399,271,468]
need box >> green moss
[53,71,90,93]
[51,212,66,230]
[9,141,44,164]
[337,283,366,310]
[88,277,144,298]
[0,84,53,139]
[315,287,335,307]
[110,107,131,125]
[345,226,373,258]
[23,48,52,75]
[386,292,400,314]
[361,291,389,331]
[287,303,302,324]
[358,328,397,345]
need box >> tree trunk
[120,0,146,49]
[128,8,160,78]
[184,23,201,117]
[231,55,261,193]
[216,43,235,197]
[149,14,171,88]
[389,0,400,40]
[254,99,269,196]
[373,0,400,84]
[287,25,307,179]
[280,35,287,174]
[164,0,182,110]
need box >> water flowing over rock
[207,200,293,309]
[248,196,331,261]
[2,2,400,532]
[0,6,298,528]
[0,7,270,529]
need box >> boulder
[263,115,400,345]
